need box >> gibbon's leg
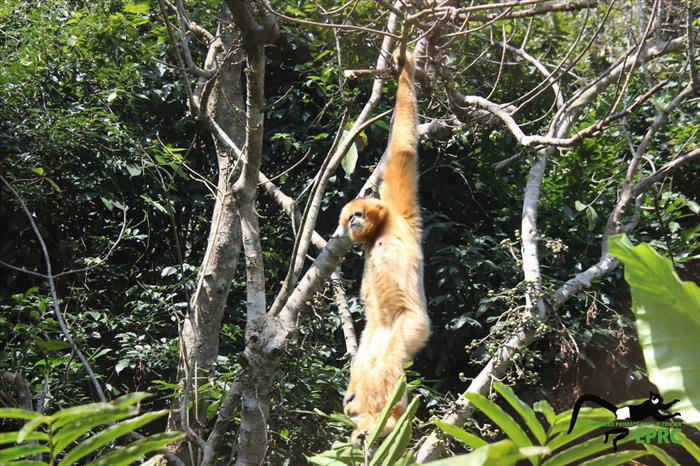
[346,307,428,443]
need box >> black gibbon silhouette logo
[567,392,681,450]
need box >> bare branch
[0,175,106,402]
[451,81,666,148]
[332,269,358,357]
[631,147,700,197]
[267,7,401,316]
[258,0,401,39]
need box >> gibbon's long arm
[380,53,419,224]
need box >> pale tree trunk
[168,8,245,464]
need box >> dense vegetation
[1,0,698,464]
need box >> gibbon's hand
[392,48,415,77]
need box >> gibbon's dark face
[650,393,662,405]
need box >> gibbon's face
[339,199,388,244]
[650,393,661,405]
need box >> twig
[258,0,401,38]
[0,175,106,402]
[331,269,358,357]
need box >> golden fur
[339,50,430,444]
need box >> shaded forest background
[1,0,699,464]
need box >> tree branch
[0,175,106,402]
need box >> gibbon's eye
[348,211,363,222]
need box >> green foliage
[308,377,418,466]
[1,0,699,463]
[609,234,700,424]
[0,392,183,465]
[433,381,689,466]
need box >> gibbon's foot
[350,413,398,447]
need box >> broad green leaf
[31,167,44,176]
[609,234,700,423]
[433,420,487,449]
[51,407,138,455]
[365,376,406,448]
[0,409,40,421]
[533,400,556,426]
[393,453,416,466]
[464,393,533,450]
[548,407,613,437]
[307,457,350,466]
[644,444,682,466]
[85,431,184,466]
[495,382,547,444]
[59,410,169,465]
[577,449,648,465]
[123,3,149,14]
[51,393,149,430]
[0,432,48,445]
[4,461,49,466]
[540,428,637,466]
[423,440,520,466]
[674,431,700,462]
[370,395,419,466]
[339,130,358,176]
[307,441,363,465]
[17,416,50,442]
[51,404,121,431]
[0,444,51,462]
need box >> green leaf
[125,165,141,177]
[59,410,169,466]
[111,392,151,408]
[0,432,48,445]
[674,431,700,462]
[422,440,521,466]
[123,3,150,14]
[494,382,547,444]
[339,130,358,176]
[548,407,614,438]
[51,406,138,456]
[51,404,124,431]
[17,416,50,443]
[540,429,636,466]
[0,444,51,463]
[4,461,50,466]
[644,444,682,466]
[585,206,598,230]
[433,420,487,449]
[365,376,406,449]
[85,432,185,466]
[31,167,44,176]
[609,234,700,423]
[574,200,587,211]
[307,441,363,465]
[370,395,420,466]
[464,393,533,450]
[533,400,556,427]
[0,409,40,421]
[576,449,648,465]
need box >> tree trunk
[168,12,245,464]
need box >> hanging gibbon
[339,49,430,445]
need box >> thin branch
[451,80,666,148]
[631,147,700,197]
[0,175,106,402]
[258,0,401,38]
[331,269,358,357]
